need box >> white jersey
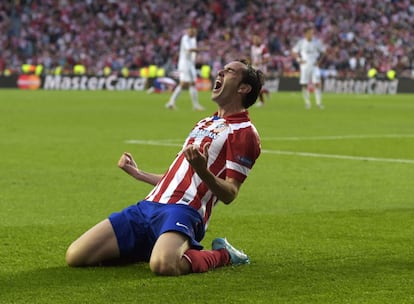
[292,38,325,66]
[251,44,270,72]
[145,112,261,227]
[178,34,197,71]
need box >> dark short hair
[237,59,265,108]
[304,26,314,33]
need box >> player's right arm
[292,40,305,64]
[117,152,163,186]
[292,51,305,65]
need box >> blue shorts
[108,200,205,262]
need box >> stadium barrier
[1,75,414,94]
[273,77,408,94]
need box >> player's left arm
[189,46,210,53]
[183,143,241,204]
[316,41,327,67]
[262,46,271,64]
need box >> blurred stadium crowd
[0,0,413,79]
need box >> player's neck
[217,104,246,118]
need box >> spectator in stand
[0,0,412,79]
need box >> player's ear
[238,83,252,94]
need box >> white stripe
[125,139,181,147]
[262,149,414,164]
[227,160,250,175]
[230,121,252,131]
[148,157,190,202]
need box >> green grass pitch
[0,89,413,303]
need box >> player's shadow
[0,263,152,298]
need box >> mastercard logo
[17,75,41,90]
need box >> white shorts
[179,65,197,83]
[299,64,321,85]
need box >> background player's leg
[166,83,183,109]
[189,85,204,111]
[314,83,324,109]
[302,85,311,109]
[313,68,324,109]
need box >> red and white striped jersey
[145,111,261,227]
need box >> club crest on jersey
[213,123,227,134]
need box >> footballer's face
[305,28,314,40]
[252,35,261,46]
[212,61,246,103]
[188,27,197,37]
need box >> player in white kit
[166,27,207,111]
[292,27,326,109]
[251,35,270,107]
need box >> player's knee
[149,257,173,275]
[65,244,84,267]
[149,256,180,276]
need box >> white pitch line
[125,139,414,164]
[261,134,414,141]
[262,150,414,164]
[127,134,414,144]
[125,139,181,147]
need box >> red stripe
[152,154,185,202]
[226,169,247,182]
[188,181,207,211]
[209,141,227,176]
[187,137,196,145]
[166,137,197,203]
[167,167,194,204]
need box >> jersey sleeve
[292,40,300,54]
[225,127,261,183]
[318,40,327,53]
[182,36,194,53]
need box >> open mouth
[213,79,222,92]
